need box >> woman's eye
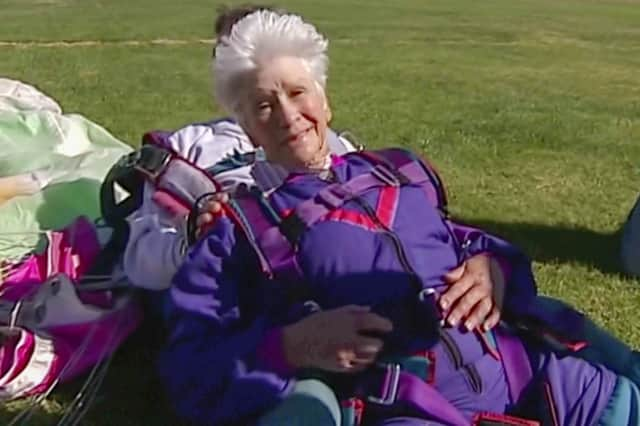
[291,89,305,97]
[257,102,271,112]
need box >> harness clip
[133,145,172,181]
[367,363,401,406]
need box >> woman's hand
[439,254,506,332]
[192,192,229,239]
[282,305,393,373]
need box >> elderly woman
[121,4,357,292]
[158,10,640,426]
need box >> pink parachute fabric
[0,216,141,400]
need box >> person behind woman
[159,10,640,426]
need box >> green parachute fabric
[0,78,132,263]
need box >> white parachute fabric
[0,78,132,263]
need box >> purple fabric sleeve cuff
[255,327,296,377]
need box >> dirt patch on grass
[0,38,214,48]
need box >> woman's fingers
[445,282,486,327]
[482,307,501,332]
[195,212,214,228]
[439,270,474,313]
[195,192,230,229]
[462,297,493,331]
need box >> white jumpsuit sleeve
[122,120,254,290]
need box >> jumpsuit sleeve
[158,216,296,425]
[445,219,538,314]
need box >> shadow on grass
[469,219,625,275]
[76,317,187,426]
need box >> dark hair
[214,4,284,40]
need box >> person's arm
[122,187,187,289]
[440,252,507,331]
[159,213,393,425]
[329,129,357,154]
[445,220,537,314]
[409,151,536,325]
[122,120,254,289]
[158,224,394,423]
[158,217,296,425]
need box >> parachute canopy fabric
[0,78,132,262]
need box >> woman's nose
[276,98,300,127]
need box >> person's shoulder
[339,147,427,173]
[208,118,249,140]
[166,118,253,167]
[327,129,359,155]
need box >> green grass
[1,0,639,424]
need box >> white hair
[213,10,329,117]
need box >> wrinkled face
[239,56,331,170]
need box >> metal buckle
[418,288,436,302]
[371,164,400,187]
[367,363,401,405]
[133,145,172,181]
[417,288,445,328]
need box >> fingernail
[449,317,458,327]
[464,321,473,331]
[440,300,448,309]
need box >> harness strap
[344,328,535,425]
[226,197,276,278]
[257,225,305,285]
[353,365,468,426]
[148,153,221,216]
[376,186,400,229]
[224,149,538,423]
[254,152,425,286]
[230,149,444,296]
[294,160,430,229]
[393,372,469,425]
[103,136,223,223]
[294,167,397,227]
[494,326,534,405]
[360,148,449,215]
[473,412,540,426]
[225,195,305,289]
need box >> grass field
[1,0,639,424]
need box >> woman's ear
[316,81,332,123]
[324,95,333,123]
